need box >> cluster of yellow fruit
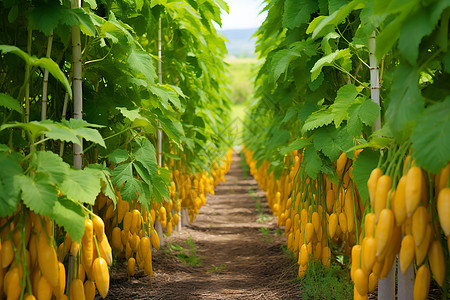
[243,148,364,278]
[244,144,450,300]
[352,160,449,300]
[0,209,112,300]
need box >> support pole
[155,16,165,246]
[398,261,414,299]
[370,30,396,300]
[41,30,54,149]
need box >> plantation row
[244,0,449,299]
[0,0,232,299]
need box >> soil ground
[102,151,302,300]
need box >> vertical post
[24,29,32,124]
[72,0,83,170]
[398,263,414,299]
[67,0,83,293]
[155,16,165,247]
[370,30,396,300]
[41,30,54,149]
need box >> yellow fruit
[82,218,94,270]
[354,268,368,296]
[150,228,160,250]
[70,279,85,300]
[374,175,392,221]
[361,237,376,273]
[299,244,308,266]
[321,246,331,269]
[368,272,377,292]
[351,245,361,281]
[375,209,394,260]
[412,207,429,248]
[54,262,66,298]
[416,224,432,266]
[379,254,395,279]
[437,188,450,236]
[1,239,14,269]
[428,240,445,287]
[391,176,407,226]
[326,189,335,213]
[37,236,59,288]
[399,235,415,275]
[367,168,383,207]
[92,257,109,298]
[128,257,136,276]
[305,223,314,243]
[328,213,338,238]
[84,280,95,300]
[37,276,53,300]
[405,166,422,217]
[111,227,122,250]
[364,213,376,238]
[298,263,307,278]
[413,264,430,300]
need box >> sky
[219,0,267,30]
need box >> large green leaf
[280,138,312,155]
[283,0,318,29]
[35,58,72,99]
[52,198,86,242]
[0,155,22,217]
[32,151,69,185]
[302,145,322,179]
[310,49,352,81]
[385,65,424,142]
[331,84,359,127]
[411,97,450,173]
[353,149,379,205]
[128,49,156,85]
[0,45,34,65]
[17,174,58,216]
[302,109,334,134]
[60,168,102,205]
[0,93,22,114]
[313,126,342,161]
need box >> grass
[206,264,227,273]
[260,227,284,243]
[164,236,203,266]
[281,246,353,300]
[255,200,271,223]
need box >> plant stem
[40,30,54,150]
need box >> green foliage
[301,260,353,300]
[164,237,203,266]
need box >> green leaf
[117,107,150,126]
[149,85,182,111]
[8,5,18,23]
[347,98,380,137]
[310,49,351,81]
[411,97,450,173]
[313,126,341,161]
[152,169,170,203]
[398,2,448,64]
[331,84,359,127]
[32,151,69,185]
[111,162,133,188]
[86,164,117,206]
[271,49,300,82]
[84,0,97,9]
[61,8,96,36]
[283,0,318,29]
[34,58,72,99]
[302,109,334,134]
[119,177,144,202]
[29,5,63,36]
[302,145,322,179]
[108,149,129,164]
[62,119,105,147]
[346,137,392,152]
[128,49,155,85]
[52,198,86,242]
[0,155,22,217]
[17,174,58,216]
[311,0,364,39]
[0,45,34,66]
[41,122,81,145]
[0,93,22,114]
[60,168,102,205]
[385,65,424,142]
[353,149,379,205]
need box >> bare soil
[102,152,302,300]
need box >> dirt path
[104,151,302,300]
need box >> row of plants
[0,0,232,299]
[243,0,449,299]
